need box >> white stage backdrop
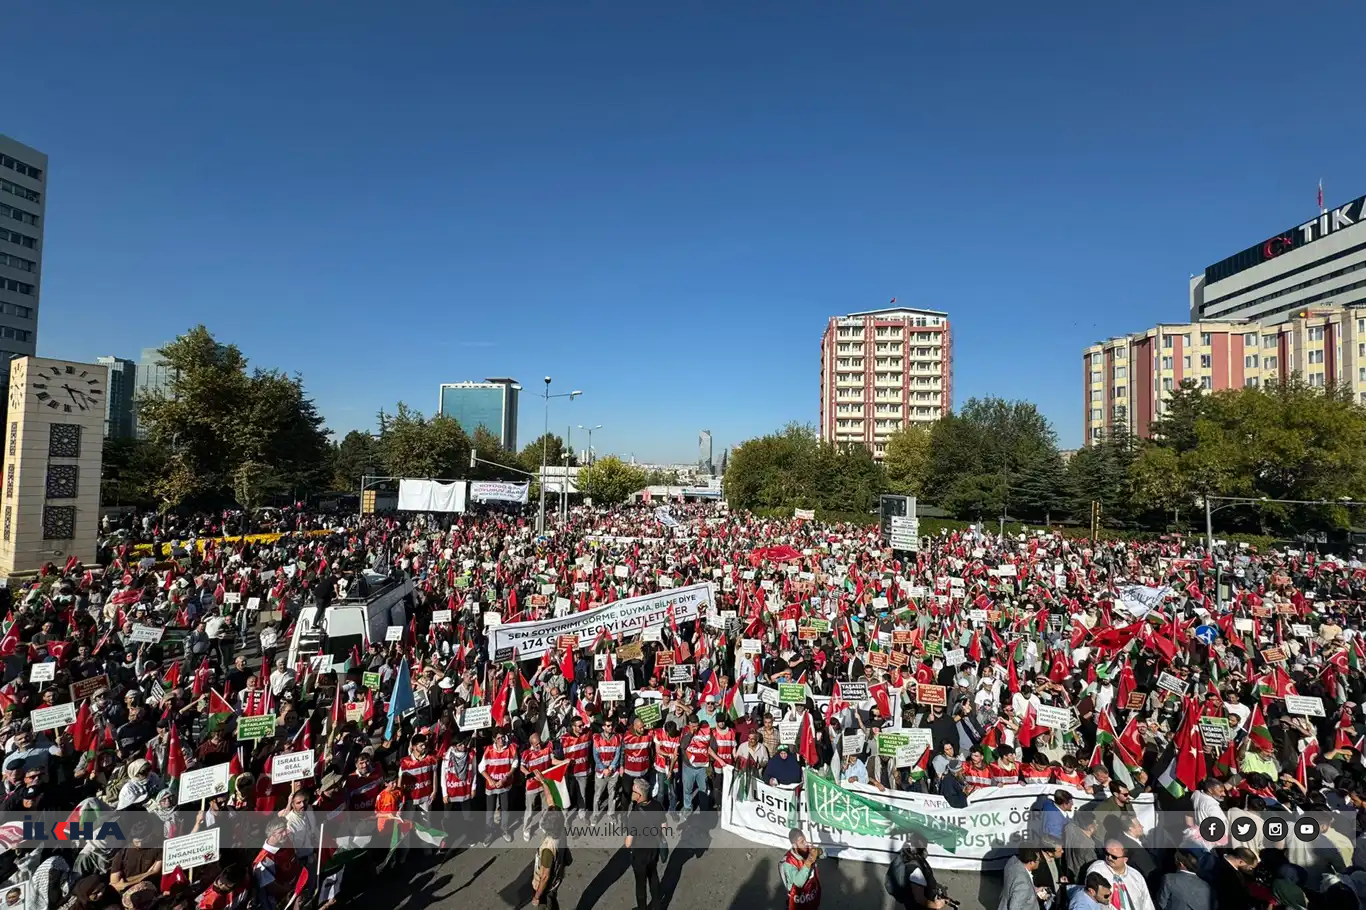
[396,479,467,513]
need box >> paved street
[363,835,1002,910]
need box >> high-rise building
[698,430,713,474]
[133,346,174,438]
[0,136,45,373]
[819,306,952,460]
[1190,190,1366,325]
[96,357,137,439]
[1082,304,1366,443]
[438,378,521,450]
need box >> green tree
[376,403,471,479]
[331,430,380,491]
[100,437,170,506]
[518,433,571,473]
[722,423,884,514]
[577,456,648,504]
[643,469,680,486]
[882,425,931,497]
[136,326,331,509]
[1066,438,1137,526]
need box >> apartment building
[819,306,952,459]
[1083,305,1366,443]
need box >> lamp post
[578,424,602,466]
[537,378,582,533]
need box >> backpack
[884,853,907,899]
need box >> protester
[780,828,822,910]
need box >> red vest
[483,743,518,794]
[345,770,382,811]
[523,745,553,792]
[1055,768,1085,788]
[561,733,592,775]
[623,733,652,775]
[991,761,1019,786]
[1022,766,1054,784]
[713,729,737,766]
[652,731,679,772]
[964,762,994,787]
[783,850,821,910]
[399,754,439,803]
[442,748,476,802]
[684,728,712,767]
[594,733,622,770]
[254,845,302,894]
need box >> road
[362,837,1002,910]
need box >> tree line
[724,379,1366,537]
[101,327,688,510]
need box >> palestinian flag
[1094,710,1118,748]
[1246,702,1273,753]
[538,761,572,809]
[1212,736,1238,778]
[722,684,744,722]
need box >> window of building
[1359,318,1366,334]
[1162,377,1173,391]
[1201,376,1212,389]
[1090,389,1101,401]
[0,203,37,227]
[0,327,31,343]
[1183,334,1191,346]
[1309,326,1325,341]
[0,227,36,249]
[1113,386,1126,398]
[1114,366,1126,379]
[1200,354,1211,368]
[1309,349,1324,364]
[0,252,35,272]
[0,179,39,204]
[1266,356,1278,370]
[1264,335,1277,348]
[1090,371,1101,384]
[1310,372,1325,387]
[1114,348,1126,360]
[1183,355,1191,370]
[1090,427,1102,440]
[1089,408,1102,422]
[1162,335,1173,349]
[0,278,33,295]
[0,155,41,181]
[1201,332,1212,346]
[1245,354,1258,369]
[1161,356,1173,370]
[1246,376,1259,388]
[1360,367,1366,383]
[1244,332,1258,346]
[0,303,31,319]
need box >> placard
[459,705,493,731]
[636,703,662,727]
[1234,618,1255,632]
[871,597,889,612]
[163,828,220,873]
[557,634,580,652]
[943,647,966,668]
[1291,624,1313,638]
[838,681,869,702]
[246,596,262,612]
[778,720,801,745]
[889,649,908,668]
[617,641,644,662]
[1156,672,1187,696]
[892,630,914,646]
[130,624,164,644]
[895,744,920,769]
[741,638,762,655]
[431,609,453,624]
[1034,705,1072,730]
[1261,647,1288,664]
[641,626,663,643]
[916,684,946,707]
[1199,716,1231,751]
[614,565,630,579]
[236,713,278,740]
[801,618,830,635]
[653,650,675,669]
[362,672,381,689]
[70,675,108,702]
[224,592,242,605]
[345,703,364,723]
[594,653,608,671]
[599,681,626,702]
[30,703,76,732]
[177,763,231,805]
[996,564,1017,578]
[868,650,889,669]
[385,625,404,642]
[1124,690,1148,711]
[1285,695,1326,716]
[758,685,781,709]
[29,663,55,683]
[779,683,806,704]
[877,730,911,757]
[842,730,866,757]
[968,610,988,623]
[668,664,695,684]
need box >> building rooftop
[840,306,949,319]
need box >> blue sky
[7,1,1364,458]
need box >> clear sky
[6,1,1363,459]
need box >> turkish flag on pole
[797,712,821,766]
[165,722,187,780]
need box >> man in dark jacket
[626,778,663,910]
[1155,849,1214,910]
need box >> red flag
[1016,702,1042,749]
[165,722,187,779]
[208,690,235,715]
[1335,708,1356,752]
[162,661,181,689]
[70,702,95,753]
[868,682,892,718]
[797,711,821,766]
[1173,717,1206,792]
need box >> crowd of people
[3,499,1366,910]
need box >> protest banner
[385,626,404,642]
[654,650,675,668]
[943,648,966,667]
[29,663,54,683]
[130,624,164,644]
[163,829,220,873]
[431,609,453,624]
[362,672,381,689]
[779,683,806,703]
[1199,716,1231,751]
[635,703,662,727]
[1285,695,1326,716]
[1034,705,1072,730]
[1261,647,1288,664]
[177,763,231,805]
[489,583,713,659]
[778,720,801,744]
[599,681,626,702]
[617,641,644,662]
[70,675,108,703]
[842,730,866,757]
[459,706,493,731]
[236,714,277,740]
[876,730,911,757]
[1124,691,1148,711]
[838,681,869,702]
[915,684,947,707]
[1156,672,1187,696]
[668,664,695,684]
[30,703,76,733]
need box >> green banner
[876,731,910,757]
[800,618,830,634]
[236,713,278,740]
[779,683,806,704]
[362,672,381,690]
[454,575,471,589]
[635,703,662,727]
[803,770,967,851]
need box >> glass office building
[438,378,520,450]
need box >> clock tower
[0,357,107,577]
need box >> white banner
[397,479,467,514]
[469,481,530,504]
[1116,584,1174,618]
[719,770,1155,871]
[489,582,714,659]
[794,508,815,520]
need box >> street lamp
[578,425,603,466]
[537,377,582,533]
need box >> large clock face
[30,364,103,415]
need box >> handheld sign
[273,750,315,784]
[778,720,801,745]
[1284,695,1326,716]
[916,684,947,707]
[779,683,806,704]
[635,703,662,727]
[29,663,55,684]
[599,681,626,702]
[163,828,220,873]
[385,626,404,642]
[30,703,77,733]
[431,610,453,624]
[459,706,493,731]
[130,624,164,644]
[236,713,277,741]
[177,763,231,805]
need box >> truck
[287,572,412,669]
